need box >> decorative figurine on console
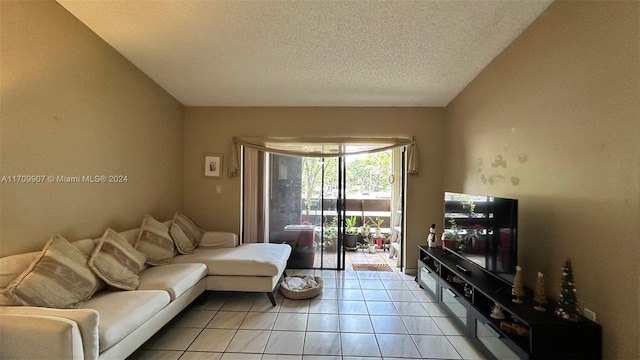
[491,303,506,319]
[512,265,525,303]
[427,223,437,248]
[534,271,547,311]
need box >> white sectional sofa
[0,215,291,360]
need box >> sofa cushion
[135,215,174,266]
[3,235,99,309]
[89,229,147,290]
[172,212,204,247]
[0,251,40,305]
[137,263,207,300]
[173,243,291,277]
[169,223,195,254]
[82,290,170,352]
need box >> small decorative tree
[512,265,525,303]
[533,272,547,311]
[555,258,580,321]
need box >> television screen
[443,192,518,284]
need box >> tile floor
[130,268,487,360]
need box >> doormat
[351,263,393,272]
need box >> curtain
[229,136,419,177]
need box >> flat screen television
[442,192,518,284]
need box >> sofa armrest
[199,231,238,248]
[0,313,86,360]
[0,306,99,360]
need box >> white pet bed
[280,275,323,300]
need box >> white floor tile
[386,289,418,302]
[377,272,402,281]
[315,287,338,300]
[375,334,422,358]
[423,301,449,316]
[220,353,262,360]
[356,271,379,280]
[280,298,310,313]
[401,316,444,335]
[147,327,201,351]
[382,280,410,290]
[338,300,369,314]
[239,312,277,330]
[339,314,373,333]
[358,279,385,289]
[447,335,489,359]
[361,289,391,301]
[301,356,341,360]
[307,313,340,332]
[303,332,341,355]
[179,352,223,360]
[226,329,270,353]
[308,299,338,314]
[189,329,236,352]
[340,333,382,357]
[220,297,255,312]
[336,279,360,289]
[264,330,305,355]
[273,312,308,331]
[365,301,398,315]
[433,316,465,335]
[250,297,282,312]
[370,315,408,334]
[393,302,429,316]
[412,334,462,359]
[336,288,364,300]
[261,355,301,360]
[208,311,248,329]
[172,310,217,328]
[320,278,337,288]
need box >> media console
[417,246,602,359]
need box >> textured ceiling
[58,0,552,107]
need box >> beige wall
[445,1,640,358]
[0,1,185,257]
[184,107,445,270]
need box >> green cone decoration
[555,258,579,321]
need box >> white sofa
[0,221,291,360]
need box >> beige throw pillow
[89,228,147,290]
[135,215,175,265]
[170,223,195,254]
[3,235,99,309]
[172,212,204,247]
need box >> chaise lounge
[0,212,291,359]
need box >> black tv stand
[417,246,601,359]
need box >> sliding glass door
[266,154,343,270]
[241,146,405,271]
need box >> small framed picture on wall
[203,153,223,178]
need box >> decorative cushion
[2,235,99,308]
[89,228,147,290]
[172,212,204,247]
[135,215,174,266]
[170,222,195,254]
